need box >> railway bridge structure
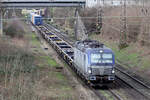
[0,0,86,35]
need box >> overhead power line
[2,16,150,21]
[102,21,150,44]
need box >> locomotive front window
[102,54,112,59]
[91,54,101,63]
[91,53,113,64]
[102,54,113,63]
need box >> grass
[0,32,75,100]
[90,34,150,70]
[29,31,77,99]
[0,39,38,100]
[55,72,66,80]
[38,56,59,68]
[0,19,80,100]
[42,56,59,67]
[0,47,36,76]
[100,90,114,100]
[31,33,41,47]
[142,59,150,69]
[111,45,142,68]
[61,86,72,91]
[30,32,58,67]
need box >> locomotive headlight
[100,50,103,53]
[112,69,115,74]
[88,69,92,74]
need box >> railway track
[41,24,127,100]
[108,88,124,100]
[33,23,150,100]
[115,65,150,99]
[43,23,75,45]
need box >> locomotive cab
[87,48,115,83]
[74,40,115,84]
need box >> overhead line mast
[119,0,128,49]
[96,0,103,34]
[141,0,150,46]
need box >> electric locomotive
[74,40,115,84]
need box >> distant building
[86,0,139,8]
[86,0,98,7]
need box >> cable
[1,12,149,44]
[101,21,150,44]
[2,15,150,21]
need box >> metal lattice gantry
[0,0,86,8]
[0,0,86,35]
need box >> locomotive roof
[30,13,41,17]
[33,14,41,17]
[75,39,108,51]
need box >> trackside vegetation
[0,17,80,99]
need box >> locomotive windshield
[91,54,101,63]
[91,53,113,64]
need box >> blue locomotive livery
[74,40,115,84]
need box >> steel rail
[33,23,120,100]
[34,22,150,100]
[116,76,150,100]
[116,65,150,89]
[41,23,126,100]
[108,89,124,100]
[115,65,150,99]
[43,23,75,45]
[44,22,150,100]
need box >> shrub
[4,20,25,38]
[0,39,36,77]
